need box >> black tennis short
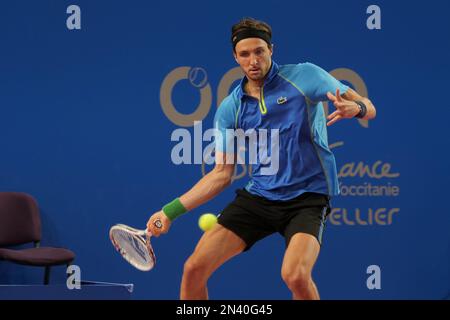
[218,189,331,251]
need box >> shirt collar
[237,61,279,99]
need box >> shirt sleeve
[297,62,349,102]
[213,95,238,154]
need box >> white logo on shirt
[277,96,287,104]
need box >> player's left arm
[326,87,377,126]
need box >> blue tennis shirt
[214,61,349,200]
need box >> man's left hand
[326,88,360,126]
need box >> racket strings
[112,229,151,267]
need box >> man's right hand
[146,210,171,237]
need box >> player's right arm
[147,94,239,237]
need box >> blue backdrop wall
[0,0,449,299]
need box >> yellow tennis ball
[198,213,218,232]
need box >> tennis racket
[109,220,162,271]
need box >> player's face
[234,38,273,83]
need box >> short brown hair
[231,17,272,50]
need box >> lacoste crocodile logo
[277,96,287,105]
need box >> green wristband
[162,198,187,221]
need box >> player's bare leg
[281,232,321,300]
[180,223,246,300]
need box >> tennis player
[147,17,376,300]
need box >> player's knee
[281,265,311,291]
[183,257,208,280]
